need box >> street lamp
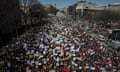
[0,31,3,47]
[54,4,56,15]
[23,0,27,32]
[29,7,32,30]
[15,19,19,38]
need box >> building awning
[76,6,104,10]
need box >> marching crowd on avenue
[0,15,120,72]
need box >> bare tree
[30,3,47,23]
[19,0,42,29]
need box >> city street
[1,0,120,72]
[0,15,120,72]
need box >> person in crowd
[0,16,120,72]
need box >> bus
[108,29,120,52]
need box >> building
[68,0,120,17]
[59,7,68,15]
[0,0,21,47]
[0,0,21,34]
[106,3,120,12]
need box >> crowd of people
[0,15,120,72]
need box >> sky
[39,0,120,8]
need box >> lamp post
[54,4,56,15]
[15,19,19,38]
[38,10,41,23]
[23,0,27,32]
[29,7,32,30]
[0,31,3,47]
[0,38,3,47]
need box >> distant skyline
[39,0,120,8]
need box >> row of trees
[0,0,22,47]
[20,0,47,27]
[0,0,56,47]
[19,0,58,29]
[83,10,120,28]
